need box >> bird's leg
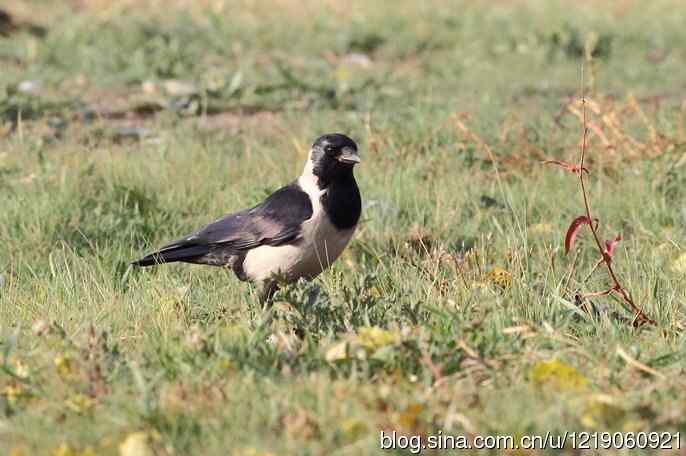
[259,280,279,306]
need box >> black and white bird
[133,133,362,302]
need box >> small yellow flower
[9,447,27,456]
[119,432,155,456]
[367,286,382,298]
[54,354,73,377]
[52,443,75,456]
[396,403,424,430]
[485,267,512,289]
[2,384,27,406]
[220,357,232,370]
[14,362,30,379]
[232,449,275,456]
[340,418,368,442]
[9,356,29,379]
[531,359,588,392]
[325,340,349,362]
[581,395,625,428]
[53,443,95,456]
[671,252,686,274]
[65,394,95,414]
[356,326,398,350]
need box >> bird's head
[307,133,360,187]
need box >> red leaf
[542,160,589,174]
[564,216,592,254]
[603,234,622,259]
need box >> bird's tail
[132,244,210,267]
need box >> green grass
[1,0,686,454]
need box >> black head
[309,133,360,186]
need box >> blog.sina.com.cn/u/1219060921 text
[379,430,682,453]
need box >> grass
[1,0,686,454]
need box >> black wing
[133,183,313,266]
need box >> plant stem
[577,63,655,326]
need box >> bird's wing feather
[163,182,313,252]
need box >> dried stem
[577,63,655,327]
[582,286,616,299]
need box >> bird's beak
[338,147,361,165]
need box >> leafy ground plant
[545,62,655,327]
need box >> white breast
[241,161,356,283]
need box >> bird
[132,133,362,302]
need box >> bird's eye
[325,145,335,154]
